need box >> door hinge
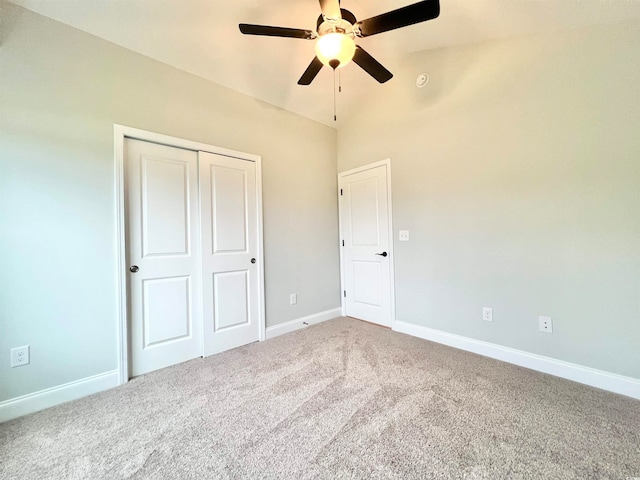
[341,240,344,247]
[343,290,346,298]
[340,188,343,196]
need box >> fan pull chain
[333,68,337,122]
[339,69,342,93]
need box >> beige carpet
[1,317,639,479]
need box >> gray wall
[338,20,640,379]
[0,4,340,401]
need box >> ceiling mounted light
[315,33,356,69]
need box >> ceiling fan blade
[354,0,440,38]
[298,57,324,85]
[239,24,315,40]
[319,0,342,20]
[352,46,393,83]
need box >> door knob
[251,258,256,264]
[129,265,139,273]
[375,252,388,257]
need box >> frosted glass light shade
[315,33,356,68]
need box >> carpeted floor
[1,317,639,479]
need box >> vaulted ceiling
[10,0,640,127]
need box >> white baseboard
[266,308,342,340]
[0,370,120,423]
[394,321,640,400]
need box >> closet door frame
[114,124,265,385]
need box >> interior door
[199,151,260,356]
[339,164,392,327]
[125,138,202,377]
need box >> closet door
[125,138,202,377]
[199,151,260,356]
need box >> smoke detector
[416,73,429,88]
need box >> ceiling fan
[239,0,440,86]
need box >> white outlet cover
[482,307,493,322]
[539,316,553,333]
[399,230,409,242]
[10,345,30,368]
[290,294,297,305]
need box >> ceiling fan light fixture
[315,33,356,68]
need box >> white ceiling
[10,0,640,127]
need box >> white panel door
[340,164,392,326]
[125,139,202,377]
[199,151,260,356]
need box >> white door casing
[199,151,260,355]
[339,161,394,327]
[125,138,203,377]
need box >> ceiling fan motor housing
[317,9,357,32]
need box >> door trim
[337,159,396,329]
[114,124,266,386]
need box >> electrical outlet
[11,345,30,368]
[539,316,553,333]
[290,293,297,305]
[399,230,410,242]
[482,307,493,322]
